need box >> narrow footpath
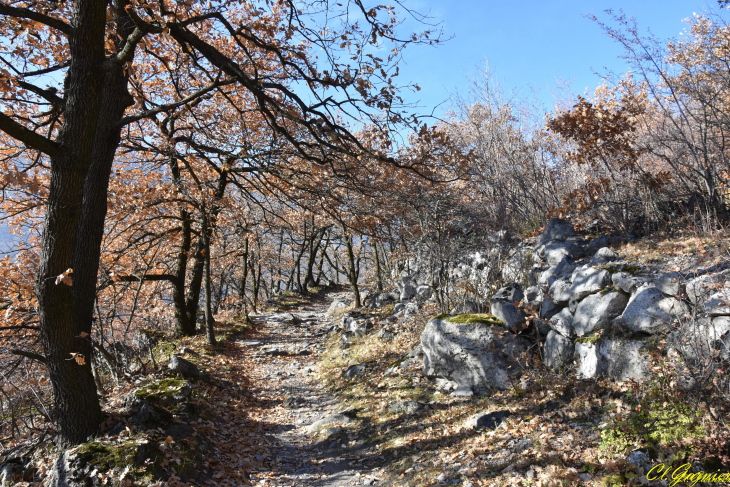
[208,294,384,487]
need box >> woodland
[1,0,730,486]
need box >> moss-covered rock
[445,313,504,326]
[133,378,191,408]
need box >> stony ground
[223,296,386,487]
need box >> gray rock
[615,285,687,333]
[542,241,584,267]
[574,338,650,381]
[544,330,574,369]
[168,356,200,378]
[599,339,651,381]
[490,301,526,328]
[416,285,434,302]
[377,328,396,341]
[388,401,426,414]
[421,318,530,392]
[569,267,611,301]
[49,441,150,487]
[392,302,405,315]
[656,272,686,297]
[524,286,541,302]
[548,278,572,305]
[327,300,350,314]
[343,363,366,378]
[627,450,652,474]
[704,290,730,316]
[466,410,511,431]
[397,276,417,292]
[372,292,395,308]
[403,302,420,318]
[588,234,623,253]
[669,316,730,360]
[491,283,524,304]
[573,291,629,336]
[549,307,574,337]
[340,315,356,330]
[340,331,356,348]
[307,412,356,435]
[686,274,723,304]
[574,341,600,379]
[539,299,563,320]
[589,247,620,265]
[450,386,474,397]
[347,319,372,337]
[612,272,649,294]
[400,283,417,301]
[535,218,575,248]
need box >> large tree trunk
[202,214,216,346]
[35,0,138,445]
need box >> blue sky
[392,0,719,119]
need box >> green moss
[575,333,601,345]
[600,393,704,454]
[433,313,451,320]
[445,313,503,326]
[135,378,188,405]
[75,439,144,471]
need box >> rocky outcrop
[421,317,530,392]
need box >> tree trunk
[373,240,383,292]
[343,230,361,307]
[202,214,216,346]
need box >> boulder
[535,218,575,248]
[572,291,629,336]
[615,285,687,334]
[589,247,619,265]
[168,356,200,378]
[548,279,572,305]
[524,286,542,303]
[574,338,651,381]
[400,283,417,301]
[327,299,350,314]
[548,307,574,337]
[416,285,434,302]
[569,267,611,301]
[704,290,730,316]
[490,283,524,303]
[307,411,356,436]
[372,292,395,308]
[656,272,686,297]
[599,339,651,381]
[539,299,563,320]
[421,317,530,392]
[396,276,417,292]
[541,241,584,267]
[377,328,396,341]
[346,320,372,337]
[392,302,405,315]
[544,330,574,370]
[50,440,151,487]
[588,234,623,253]
[669,316,730,360]
[490,301,526,328]
[574,341,600,379]
[343,363,367,378]
[465,410,511,431]
[388,401,426,415]
[612,272,650,294]
[403,302,420,318]
[686,273,726,304]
